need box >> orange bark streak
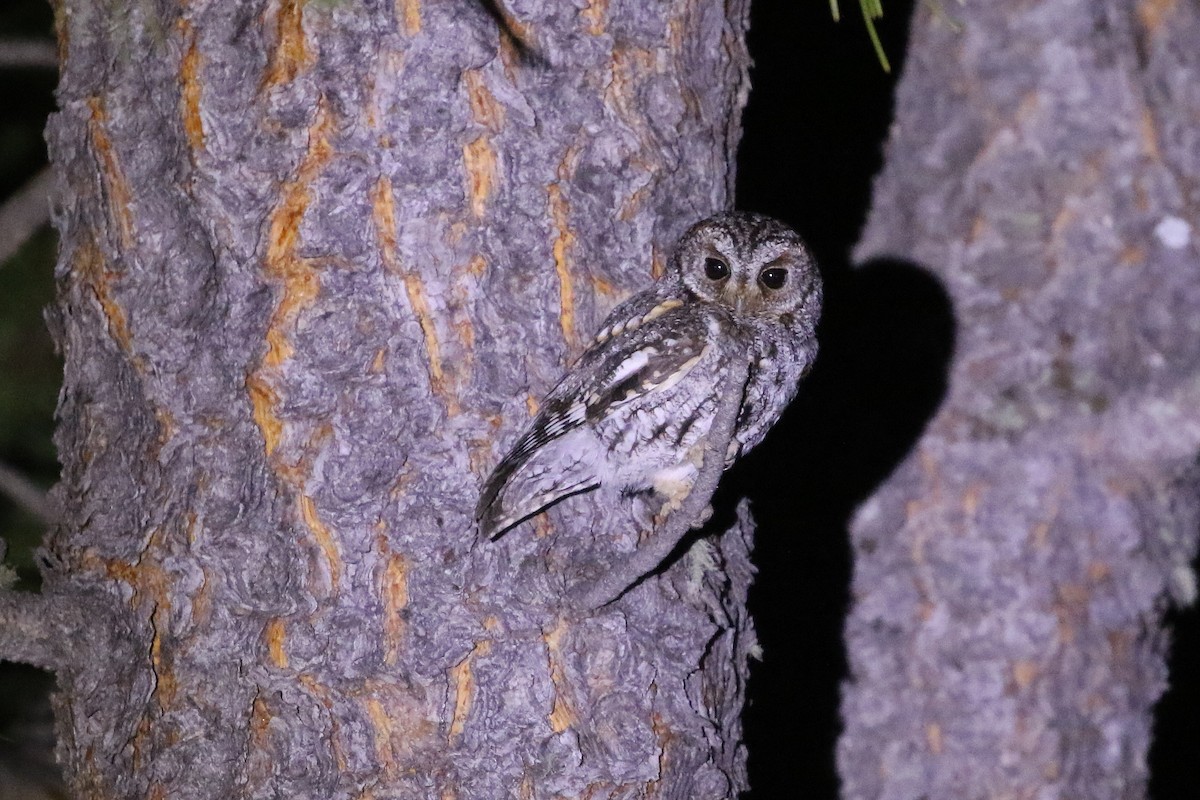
[372,175,460,414]
[544,620,577,733]
[179,20,206,152]
[300,494,344,592]
[263,0,312,89]
[398,0,422,35]
[87,97,136,250]
[265,617,289,669]
[548,184,577,350]
[448,640,490,741]
[463,135,497,218]
[382,552,409,664]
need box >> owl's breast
[733,318,818,454]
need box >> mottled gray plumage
[476,212,822,540]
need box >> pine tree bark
[2,1,760,797]
[841,1,1200,797]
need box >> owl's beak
[723,283,747,314]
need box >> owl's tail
[474,446,599,540]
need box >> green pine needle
[829,0,891,73]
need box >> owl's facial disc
[672,212,820,325]
[679,241,736,302]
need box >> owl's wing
[475,304,714,539]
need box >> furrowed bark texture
[41,1,756,797]
[841,1,1200,798]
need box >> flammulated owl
[476,212,822,541]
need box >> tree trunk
[3,1,761,797]
[840,1,1200,798]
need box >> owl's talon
[724,439,741,468]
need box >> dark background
[734,2,1199,799]
[0,2,1195,798]
[0,4,66,799]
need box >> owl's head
[672,213,821,330]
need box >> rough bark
[11,1,760,797]
[841,1,1200,798]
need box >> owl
[476,212,822,541]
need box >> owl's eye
[759,267,788,290]
[704,257,730,281]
